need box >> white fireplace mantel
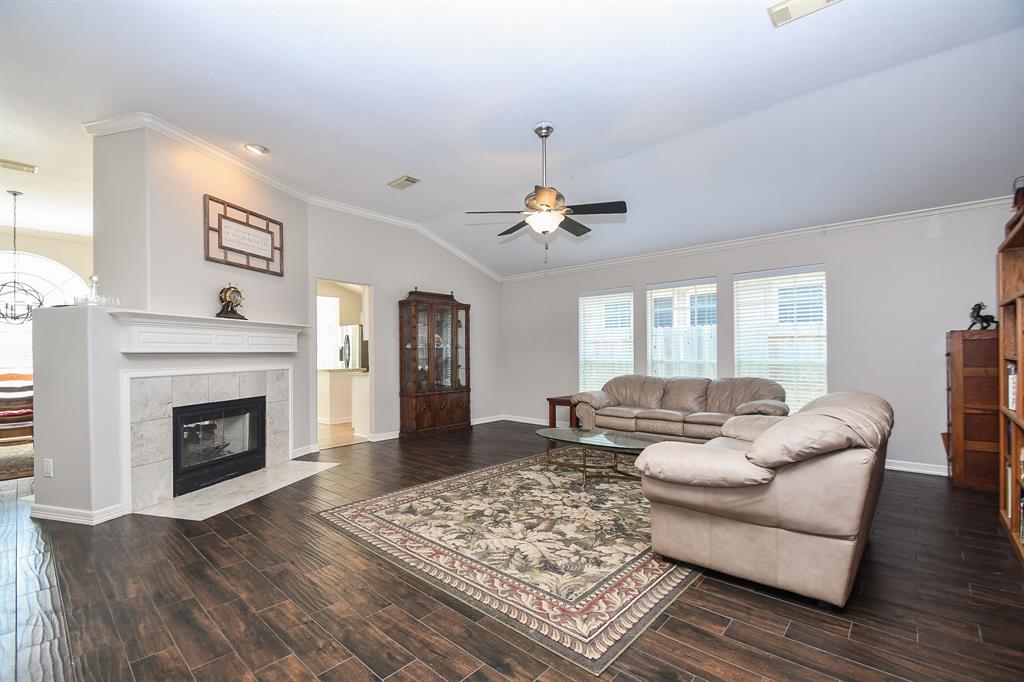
[110,309,307,354]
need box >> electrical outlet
[43,458,53,477]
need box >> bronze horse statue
[968,303,997,330]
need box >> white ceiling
[1,1,1022,275]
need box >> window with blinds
[733,266,826,409]
[579,289,634,391]
[646,278,717,379]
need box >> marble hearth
[130,368,289,510]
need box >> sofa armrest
[721,415,786,442]
[572,390,619,410]
[635,442,775,487]
[736,399,790,417]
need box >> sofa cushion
[661,378,710,413]
[572,390,618,410]
[594,415,637,431]
[722,415,786,442]
[636,442,775,487]
[684,412,732,426]
[706,378,785,414]
[637,418,685,437]
[641,446,877,537]
[636,408,687,422]
[706,436,752,451]
[603,375,666,409]
[683,423,723,440]
[747,413,862,468]
[736,399,790,417]
[799,391,894,451]
[597,406,643,419]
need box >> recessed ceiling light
[0,159,38,174]
[244,144,269,155]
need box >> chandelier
[0,190,43,324]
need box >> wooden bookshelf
[996,177,1024,567]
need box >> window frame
[578,287,635,392]
[733,265,827,409]
[645,277,718,380]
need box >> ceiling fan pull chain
[544,235,549,264]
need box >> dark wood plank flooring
[4,421,1023,680]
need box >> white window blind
[734,266,827,409]
[646,278,717,379]
[579,289,634,391]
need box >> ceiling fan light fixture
[526,211,565,235]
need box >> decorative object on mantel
[0,191,43,325]
[204,194,284,276]
[968,302,997,330]
[73,275,120,307]
[216,283,246,320]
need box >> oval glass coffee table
[536,427,662,486]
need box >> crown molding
[0,225,93,243]
[502,195,1012,283]
[307,196,502,282]
[84,113,312,200]
[83,113,502,282]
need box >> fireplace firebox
[172,396,266,496]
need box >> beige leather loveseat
[635,391,894,607]
[572,375,788,443]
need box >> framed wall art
[203,194,284,276]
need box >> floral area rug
[0,441,33,481]
[317,447,698,674]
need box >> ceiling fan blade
[559,216,591,237]
[465,210,523,214]
[498,220,528,236]
[565,200,627,215]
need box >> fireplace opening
[173,396,266,496]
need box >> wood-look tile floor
[317,422,366,450]
[4,421,1024,681]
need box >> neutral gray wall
[92,128,314,452]
[306,204,503,438]
[500,203,1006,471]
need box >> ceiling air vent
[767,0,841,28]
[387,175,420,190]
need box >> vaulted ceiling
[2,1,1022,276]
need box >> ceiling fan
[466,122,627,259]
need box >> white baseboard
[470,415,506,425]
[292,444,319,458]
[496,414,570,428]
[316,417,352,425]
[885,459,948,476]
[30,502,124,525]
[367,431,400,442]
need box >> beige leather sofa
[572,375,788,443]
[635,391,894,607]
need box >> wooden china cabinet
[399,290,471,437]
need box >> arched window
[0,252,89,371]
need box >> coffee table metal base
[545,444,640,487]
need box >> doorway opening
[315,279,371,449]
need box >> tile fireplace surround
[129,368,289,510]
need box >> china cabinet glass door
[416,305,429,391]
[434,305,453,389]
[456,307,467,388]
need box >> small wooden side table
[547,395,580,428]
